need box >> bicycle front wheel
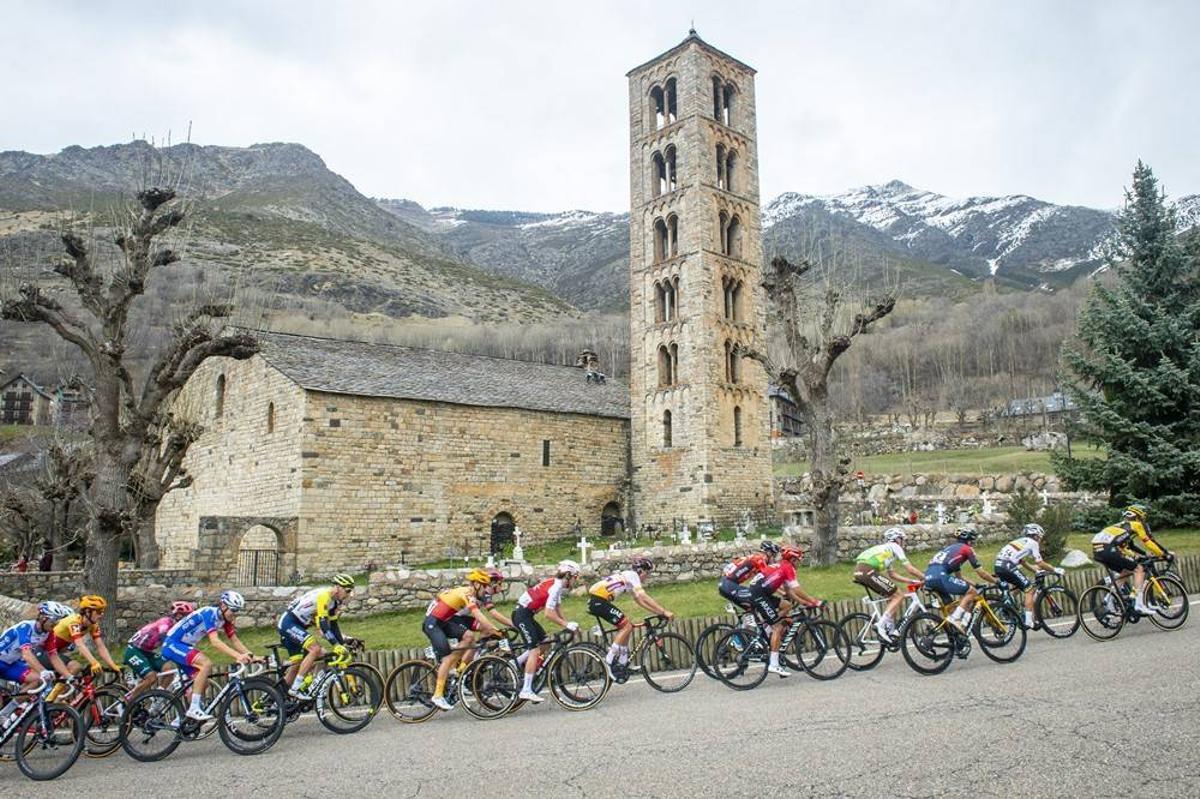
[119,689,183,763]
[639,632,698,693]
[217,678,286,755]
[1079,585,1125,641]
[548,645,611,711]
[1036,586,1079,638]
[1146,575,1189,631]
[694,622,735,679]
[14,702,84,781]
[384,661,439,723]
[795,620,850,680]
[82,686,126,758]
[840,613,886,671]
[318,664,383,734]
[974,604,1027,663]
[710,628,768,690]
[899,611,954,676]
[460,655,519,720]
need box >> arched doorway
[601,502,624,537]
[490,512,516,555]
[237,524,280,586]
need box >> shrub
[1037,503,1074,562]
[1007,487,1042,528]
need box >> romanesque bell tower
[627,31,774,530]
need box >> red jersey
[723,554,767,584]
[758,561,798,593]
[518,577,566,613]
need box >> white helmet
[883,527,906,544]
[557,559,581,576]
[1023,523,1045,539]
[219,590,246,611]
[37,601,73,621]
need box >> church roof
[250,330,631,420]
[626,29,756,77]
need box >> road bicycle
[694,605,803,678]
[0,675,85,781]
[709,604,850,690]
[585,613,697,692]
[1078,556,1188,641]
[54,669,127,758]
[498,627,612,714]
[263,639,383,734]
[987,571,1079,638]
[839,580,931,671]
[900,582,1026,675]
[383,635,521,723]
[119,662,286,761]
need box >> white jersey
[589,570,642,600]
[996,537,1042,566]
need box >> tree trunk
[83,453,128,638]
[135,516,160,569]
[805,392,841,566]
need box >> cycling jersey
[856,542,909,572]
[0,619,48,665]
[589,570,642,600]
[757,561,799,593]
[287,587,342,627]
[722,554,767,584]
[926,543,979,574]
[518,578,566,613]
[44,613,102,655]
[996,537,1042,567]
[428,586,480,622]
[1093,521,1163,557]
[128,616,174,652]
[163,606,234,649]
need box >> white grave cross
[935,502,947,526]
[577,535,592,565]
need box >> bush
[1007,487,1042,528]
[1072,504,1119,533]
[1037,503,1074,562]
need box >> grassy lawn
[213,528,1198,658]
[774,445,1104,477]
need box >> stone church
[155,32,776,581]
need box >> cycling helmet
[631,557,654,573]
[883,527,907,544]
[171,601,196,617]
[219,590,246,611]
[759,540,781,558]
[780,546,803,563]
[1023,523,1045,539]
[466,568,492,586]
[955,526,978,543]
[557,559,581,576]
[1123,504,1148,522]
[37,601,72,621]
[79,595,107,611]
[331,573,355,589]
[486,567,505,584]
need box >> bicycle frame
[0,676,55,746]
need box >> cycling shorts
[0,660,30,683]
[422,615,470,660]
[512,606,546,648]
[586,596,627,628]
[161,639,201,676]
[748,585,783,625]
[852,565,896,597]
[717,577,754,608]
[277,612,312,659]
[1093,546,1137,573]
[924,570,969,598]
[994,563,1032,591]
[123,644,165,679]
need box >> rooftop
[248,330,631,420]
[627,29,756,77]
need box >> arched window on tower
[653,281,665,323]
[668,276,679,319]
[652,152,666,197]
[664,145,677,192]
[723,277,744,322]
[712,76,723,120]
[716,143,727,190]
[650,85,666,130]
[724,340,733,382]
[733,405,743,447]
[653,218,669,263]
[718,211,729,254]
[670,342,680,384]
[666,214,678,258]
[725,149,737,193]
[722,83,735,127]
[665,78,678,125]
[726,215,743,259]
[657,345,672,388]
[662,410,673,448]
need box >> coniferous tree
[1054,162,1200,524]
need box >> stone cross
[935,502,947,526]
[981,492,994,517]
[511,525,525,563]
[577,535,592,565]
[1040,489,1050,507]
[679,522,691,545]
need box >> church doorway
[601,502,624,537]
[490,512,516,554]
[237,524,280,586]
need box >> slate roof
[626,29,756,76]
[249,330,631,420]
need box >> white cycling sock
[291,676,304,691]
[618,646,630,666]
[1024,611,1035,626]
[189,693,202,712]
[769,651,780,668]
[516,650,532,667]
[605,643,619,664]
[522,673,534,693]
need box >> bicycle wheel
[710,628,769,690]
[694,622,735,679]
[1079,585,1125,641]
[1036,586,1079,638]
[1146,575,1189,631]
[317,664,383,734]
[899,611,954,675]
[82,686,126,758]
[638,632,697,693]
[15,702,85,781]
[460,655,519,720]
[217,678,286,755]
[974,604,1027,663]
[384,660,439,723]
[120,689,183,762]
[794,620,851,680]
[548,645,611,711]
[840,613,886,671]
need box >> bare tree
[1,187,257,617]
[0,442,92,568]
[739,255,896,565]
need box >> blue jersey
[0,620,49,665]
[926,543,979,575]
[163,606,233,649]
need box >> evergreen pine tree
[1054,162,1200,524]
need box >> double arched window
[651,145,678,197]
[712,76,736,127]
[716,144,737,192]
[724,339,742,384]
[722,276,744,322]
[653,214,679,262]
[718,212,743,259]
[650,78,678,131]
[657,343,680,388]
[654,276,679,323]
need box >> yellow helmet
[466,568,492,586]
[79,595,107,611]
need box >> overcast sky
[2,1,1197,212]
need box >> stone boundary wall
[778,471,1068,501]
[0,595,34,628]
[0,570,193,602]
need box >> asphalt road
[14,609,1200,798]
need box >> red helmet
[780,546,803,563]
[486,568,504,584]
[171,601,196,617]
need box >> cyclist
[853,528,925,642]
[278,573,360,700]
[0,601,72,691]
[924,527,998,632]
[512,560,582,702]
[43,595,122,680]
[161,590,257,721]
[124,600,196,699]
[749,545,822,678]
[994,523,1064,628]
[424,568,499,711]
[1091,504,1170,616]
[587,557,673,682]
[718,541,779,613]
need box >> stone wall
[779,471,1067,501]
[0,595,34,627]
[0,569,194,602]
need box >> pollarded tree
[739,255,896,564]
[1053,162,1200,524]
[1,187,258,616]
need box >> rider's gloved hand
[39,669,55,683]
[566,621,579,632]
[1054,567,1065,576]
[89,661,104,675]
[332,644,349,659]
